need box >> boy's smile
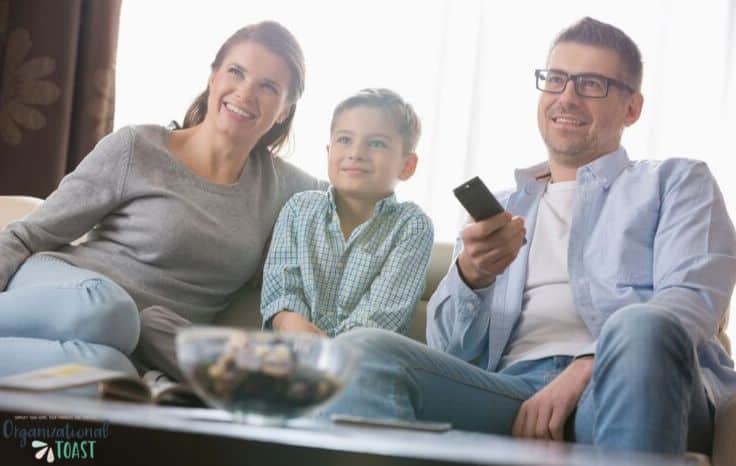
[327,106,416,203]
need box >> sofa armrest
[0,196,43,229]
[713,391,736,466]
[0,195,88,244]
[214,282,262,328]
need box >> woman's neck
[170,122,257,185]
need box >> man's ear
[624,92,644,127]
[398,153,418,180]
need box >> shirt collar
[579,146,630,189]
[514,146,630,193]
[326,186,398,216]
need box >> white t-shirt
[499,180,594,370]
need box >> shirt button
[467,302,475,311]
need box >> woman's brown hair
[182,21,305,156]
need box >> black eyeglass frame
[535,68,636,98]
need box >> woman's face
[205,41,293,145]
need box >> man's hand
[272,311,326,337]
[457,212,526,288]
[512,356,594,441]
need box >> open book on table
[0,364,205,407]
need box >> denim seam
[26,255,69,265]
[408,364,527,401]
[394,367,415,419]
[21,256,110,289]
[16,278,105,290]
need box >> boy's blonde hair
[330,88,421,153]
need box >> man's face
[537,42,643,168]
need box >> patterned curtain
[0,0,121,197]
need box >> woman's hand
[272,311,326,337]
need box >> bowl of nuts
[176,327,359,425]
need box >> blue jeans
[0,256,139,376]
[325,305,713,454]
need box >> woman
[0,21,325,377]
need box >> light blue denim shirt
[427,147,736,408]
[261,189,433,337]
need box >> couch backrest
[1,195,731,353]
[215,242,455,344]
[408,242,454,342]
[191,238,736,352]
[0,196,43,228]
[0,196,87,245]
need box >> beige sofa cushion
[216,242,455,344]
[0,196,43,228]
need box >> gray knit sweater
[0,125,326,322]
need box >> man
[326,17,736,454]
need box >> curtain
[0,0,121,197]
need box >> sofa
[0,195,734,465]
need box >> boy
[261,88,434,337]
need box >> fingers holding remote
[457,213,526,289]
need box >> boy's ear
[398,153,418,181]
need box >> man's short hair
[331,88,421,154]
[551,17,643,91]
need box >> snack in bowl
[177,327,358,424]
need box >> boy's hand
[457,212,525,289]
[272,311,326,337]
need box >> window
[117,0,736,340]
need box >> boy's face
[327,106,417,201]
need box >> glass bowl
[176,327,359,425]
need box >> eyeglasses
[535,69,635,98]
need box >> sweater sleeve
[275,158,329,201]
[0,127,133,289]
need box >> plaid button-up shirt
[261,188,433,336]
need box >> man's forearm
[426,263,493,359]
